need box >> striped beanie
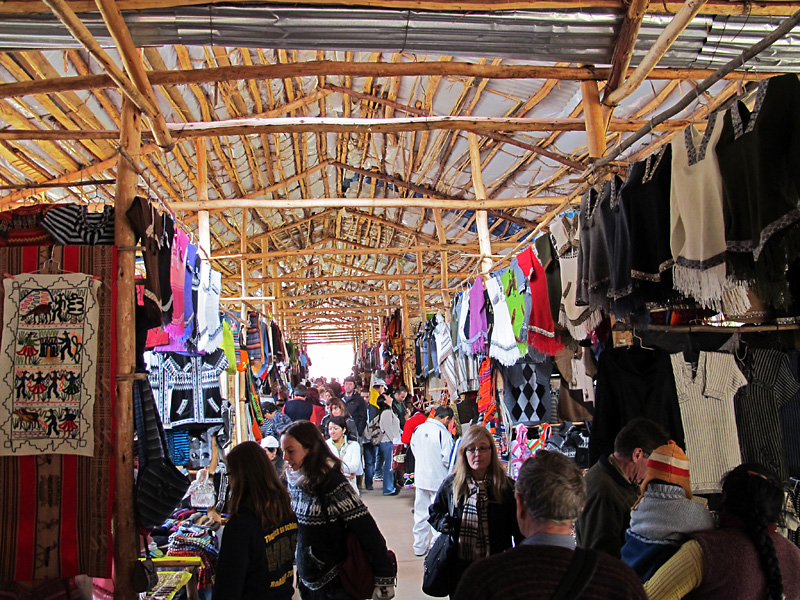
[633,441,692,509]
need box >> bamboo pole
[604,0,709,108]
[0,61,787,100]
[113,97,141,600]
[468,132,494,276]
[581,78,608,158]
[195,140,211,256]
[417,251,427,322]
[221,273,430,283]
[591,5,800,172]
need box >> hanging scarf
[166,230,189,341]
[459,478,490,561]
[180,244,198,344]
[518,246,563,355]
[485,276,521,367]
[477,357,494,416]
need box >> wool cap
[634,440,692,509]
[260,435,280,449]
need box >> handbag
[422,532,460,597]
[339,533,398,599]
[134,379,190,530]
[391,443,405,473]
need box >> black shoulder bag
[551,547,599,600]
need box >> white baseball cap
[260,435,280,449]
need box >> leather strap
[551,547,598,600]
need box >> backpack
[365,413,383,446]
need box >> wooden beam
[2,0,800,16]
[604,0,709,108]
[604,0,651,102]
[581,78,608,158]
[221,273,428,283]
[0,116,713,141]
[113,96,140,600]
[0,61,784,100]
[468,132,494,276]
[93,0,174,149]
[169,196,568,211]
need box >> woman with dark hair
[280,421,396,600]
[321,398,358,441]
[305,387,326,427]
[326,415,363,493]
[212,441,297,600]
[646,463,800,599]
[428,425,522,597]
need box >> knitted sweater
[452,545,647,600]
[289,469,395,591]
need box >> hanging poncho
[468,276,488,355]
[180,244,198,345]
[670,112,749,313]
[500,267,528,356]
[551,215,601,341]
[717,74,800,309]
[518,246,563,355]
[485,276,521,367]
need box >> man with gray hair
[453,451,646,600]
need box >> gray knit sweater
[628,483,715,541]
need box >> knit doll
[620,441,715,582]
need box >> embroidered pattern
[685,112,718,166]
[0,274,100,456]
[726,208,800,261]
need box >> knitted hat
[633,441,692,509]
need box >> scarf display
[200,269,223,353]
[434,313,459,399]
[458,478,490,561]
[500,267,529,357]
[485,276,521,367]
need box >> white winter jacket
[410,418,453,491]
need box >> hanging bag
[186,467,216,508]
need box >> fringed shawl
[468,276,488,355]
[486,276,522,367]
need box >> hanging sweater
[468,276,488,355]
[670,113,747,312]
[717,74,800,309]
[486,275,521,367]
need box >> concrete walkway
[361,481,433,600]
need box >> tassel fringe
[490,342,522,368]
[673,263,728,312]
[559,308,602,341]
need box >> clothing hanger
[631,327,654,351]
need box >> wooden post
[416,251,427,322]
[261,238,269,318]
[580,79,608,160]
[113,97,141,600]
[195,140,211,256]
[467,132,494,276]
[400,279,414,394]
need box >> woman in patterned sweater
[281,421,396,600]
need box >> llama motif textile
[0,273,100,456]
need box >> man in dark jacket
[454,451,646,600]
[283,384,313,422]
[343,376,367,437]
[576,418,669,558]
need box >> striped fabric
[42,205,115,246]
[671,352,747,493]
[434,314,458,400]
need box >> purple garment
[180,244,198,344]
[469,275,488,355]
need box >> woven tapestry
[0,245,115,580]
[0,273,100,456]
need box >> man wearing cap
[453,451,647,600]
[621,441,714,582]
[260,435,286,485]
[576,418,669,558]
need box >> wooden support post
[195,140,211,256]
[113,97,141,600]
[467,132,494,277]
[416,251,427,322]
[432,208,451,314]
[581,78,608,160]
[261,238,269,317]
[400,279,414,394]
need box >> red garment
[520,246,563,355]
[310,404,326,427]
[401,412,428,445]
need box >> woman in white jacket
[376,393,402,496]
[325,416,362,493]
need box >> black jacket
[344,391,368,436]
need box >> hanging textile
[161,349,230,429]
[500,267,528,357]
[42,205,115,246]
[434,313,458,399]
[199,268,222,353]
[535,234,562,325]
[518,246,563,355]
[165,230,188,341]
[0,205,54,248]
[0,245,115,580]
[717,74,800,309]
[468,276,488,355]
[551,214,601,340]
[127,197,166,326]
[0,272,101,456]
[501,356,553,425]
[485,276,521,367]
[671,351,747,493]
[180,244,198,345]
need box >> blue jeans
[362,442,377,488]
[378,441,395,494]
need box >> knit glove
[372,585,395,600]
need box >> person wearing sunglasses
[428,425,522,596]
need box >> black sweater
[212,509,297,600]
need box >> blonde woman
[428,425,522,596]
